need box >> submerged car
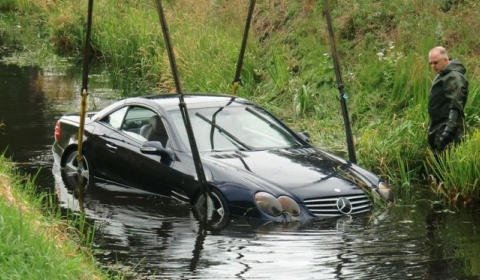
[52,93,394,228]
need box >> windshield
[171,105,301,152]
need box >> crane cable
[232,0,256,95]
[77,0,94,176]
[323,0,357,163]
[154,0,213,219]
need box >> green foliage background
[1,0,479,205]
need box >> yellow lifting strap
[231,81,240,95]
[76,88,88,172]
[77,0,94,174]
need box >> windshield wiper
[195,112,252,151]
[209,97,235,150]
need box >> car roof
[129,93,255,111]
[91,93,260,122]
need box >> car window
[100,107,128,129]
[122,106,169,144]
[170,105,301,152]
[122,106,156,133]
[100,106,166,143]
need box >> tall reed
[0,154,111,279]
[426,131,480,205]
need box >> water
[1,43,480,280]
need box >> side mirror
[140,141,174,161]
[297,131,310,143]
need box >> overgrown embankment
[0,154,112,280]
[1,0,479,204]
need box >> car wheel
[194,187,230,230]
[63,149,91,184]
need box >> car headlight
[278,196,301,216]
[377,182,394,203]
[255,192,301,217]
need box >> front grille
[303,194,371,217]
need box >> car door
[102,106,182,197]
[83,106,128,178]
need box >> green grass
[426,131,480,205]
[0,154,113,280]
[1,0,479,206]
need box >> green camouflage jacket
[427,58,468,135]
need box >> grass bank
[1,0,479,205]
[0,154,114,280]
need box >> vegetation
[0,154,112,280]
[1,0,479,205]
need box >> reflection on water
[53,162,480,279]
[2,39,480,279]
[0,42,119,190]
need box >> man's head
[429,46,450,73]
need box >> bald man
[427,46,468,152]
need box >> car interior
[139,115,169,146]
[106,106,169,146]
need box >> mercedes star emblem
[336,197,352,214]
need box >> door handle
[106,143,117,151]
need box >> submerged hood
[204,147,373,199]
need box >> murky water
[2,42,480,280]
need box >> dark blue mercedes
[53,93,394,228]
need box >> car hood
[204,147,373,199]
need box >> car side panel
[101,130,187,198]
[81,123,118,178]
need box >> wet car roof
[138,93,254,110]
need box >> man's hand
[434,130,453,151]
[440,130,453,143]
